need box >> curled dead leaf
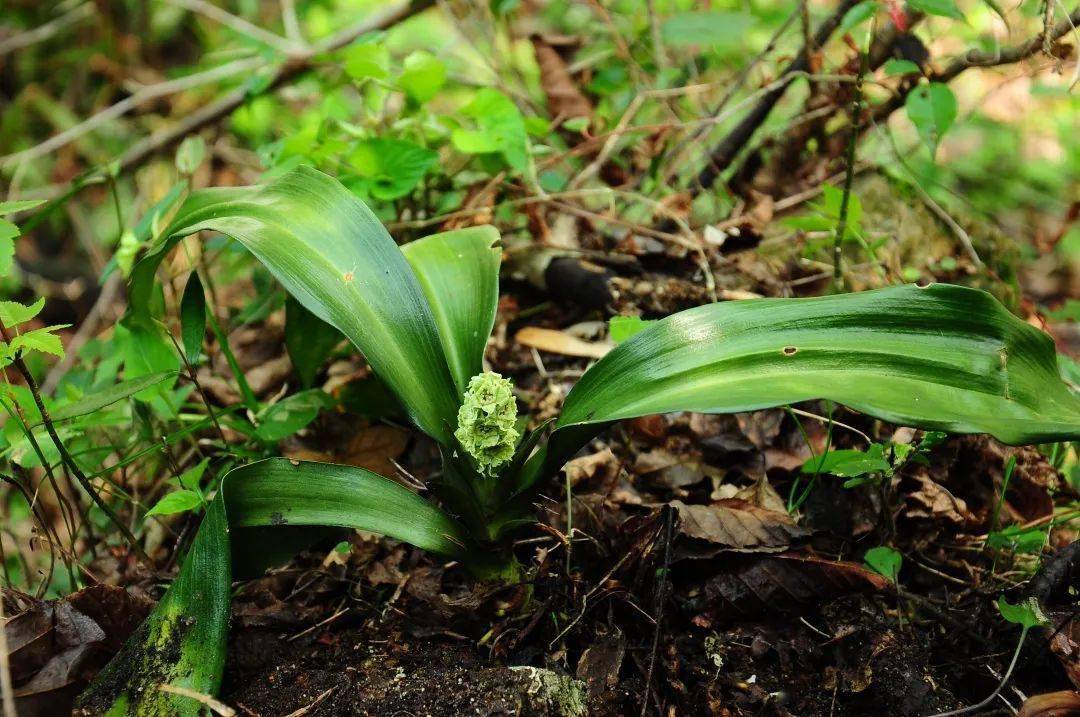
[672,499,809,558]
[515,327,611,359]
[1018,691,1080,717]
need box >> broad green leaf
[81,459,472,715]
[908,0,964,19]
[986,523,1047,553]
[906,83,957,155]
[839,1,879,32]
[518,284,1080,493]
[0,297,45,327]
[883,59,921,76]
[609,315,653,344]
[175,136,206,175]
[399,50,446,103]
[997,596,1048,628]
[254,389,335,442]
[343,42,389,80]
[285,297,343,388]
[116,321,180,400]
[131,166,460,443]
[863,546,903,582]
[179,273,206,364]
[0,199,45,216]
[0,218,18,276]
[452,89,528,171]
[47,371,176,423]
[802,445,891,477]
[402,226,501,396]
[146,489,203,517]
[349,138,437,200]
[661,11,756,48]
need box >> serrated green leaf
[839,1,879,32]
[10,326,67,358]
[0,298,45,327]
[146,489,203,517]
[0,200,45,216]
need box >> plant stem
[928,626,1029,717]
[0,318,148,560]
[835,21,874,290]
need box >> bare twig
[165,0,300,55]
[280,0,305,47]
[834,20,874,289]
[11,0,435,200]
[696,0,861,190]
[0,593,16,717]
[0,2,94,57]
[157,684,235,716]
[0,56,264,169]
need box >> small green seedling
[84,167,1080,715]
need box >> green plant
[82,166,1080,715]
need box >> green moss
[454,372,519,477]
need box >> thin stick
[0,594,16,717]
[280,0,305,46]
[10,0,435,201]
[0,56,264,169]
[0,2,94,57]
[165,0,300,55]
[640,505,675,717]
[834,20,873,289]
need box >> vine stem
[928,626,1029,717]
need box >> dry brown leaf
[704,553,890,620]
[531,37,593,121]
[905,472,976,526]
[515,327,611,359]
[1018,691,1080,717]
[671,499,809,557]
[576,633,625,697]
[564,448,618,487]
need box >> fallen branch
[8,0,434,200]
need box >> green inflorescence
[455,371,519,477]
